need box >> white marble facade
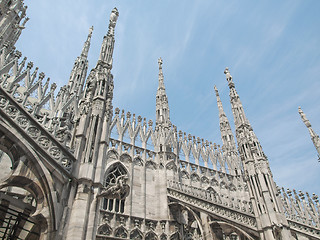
[0,1,319,240]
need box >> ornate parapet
[0,50,76,151]
[110,108,243,176]
[278,187,320,238]
[288,220,320,239]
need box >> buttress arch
[0,121,60,239]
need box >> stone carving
[133,156,143,166]
[145,160,157,170]
[97,175,129,200]
[114,226,128,238]
[160,233,167,240]
[55,126,70,143]
[49,147,61,159]
[145,231,157,240]
[38,136,50,149]
[0,96,7,107]
[130,228,143,240]
[61,158,72,170]
[98,224,112,236]
[6,105,18,117]
[17,116,29,128]
[0,4,318,240]
[27,126,40,138]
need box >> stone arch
[0,123,59,240]
[0,150,14,182]
[145,230,158,240]
[0,136,21,170]
[146,160,157,170]
[160,233,167,240]
[133,156,143,166]
[180,170,189,179]
[206,186,217,194]
[168,202,205,239]
[0,175,44,204]
[97,223,112,236]
[106,149,118,161]
[120,152,132,163]
[170,231,181,240]
[190,172,200,183]
[114,225,128,238]
[130,228,143,239]
[166,160,177,171]
[209,221,256,240]
[102,162,130,213]
[201,176,209,185]
[104,162,129,187]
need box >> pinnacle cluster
[0,2,319,240]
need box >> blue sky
[18,0,320,194]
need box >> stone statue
[224,67,232,80]
[109,8,119,28]
[97,175,129,200]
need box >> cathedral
[0,1,320,239]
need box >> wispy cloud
[17,0,320,195]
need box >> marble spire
[299,107,320,159]
[156,57,171,128]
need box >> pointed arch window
[102,164,128,213]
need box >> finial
[81,26,94,57]
[157,57,165,88]
[298,106,311,128]
[214,85,219,96]
[224,67,230,76]
[89,26,94,36]
[158,57,163,69]
[106,7,119,36]
[109,7,119,28]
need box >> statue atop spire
[299,107,320,160]
[108,7,119,36]
[158,57,165,90]
[97,7,119,68]
[224,67,234,88]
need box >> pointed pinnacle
[158,57,163,69]
[158,57,165,89]
[89,26,94,36]
[299,106,311,128]
[214,85,219,96]
[81,26,93,58]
